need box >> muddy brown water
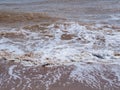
[0,0,120,90]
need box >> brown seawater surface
[0,0,120,90]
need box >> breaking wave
[0,11,61,24]
[0,22,120,66]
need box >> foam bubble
[0,22,120,66]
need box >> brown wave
[0,11,65,27]
[0,31,26,39]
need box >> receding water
[0,0,120,90]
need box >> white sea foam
[8,65,21,80]
[69,62,120,89]
[0,22,120,66]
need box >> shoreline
[0,0,120,90]
[1,59,120,90]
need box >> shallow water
[0,22,120,66]
[0,0,120,23]
[0,0,45,3]
[0,0,120,90]
[0,0,120,66]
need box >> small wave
[0,11,62,25]
[0,22,120,66]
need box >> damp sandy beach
[0,0,120,90]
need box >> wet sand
[0,0,120,90]
[1,59,120,90]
